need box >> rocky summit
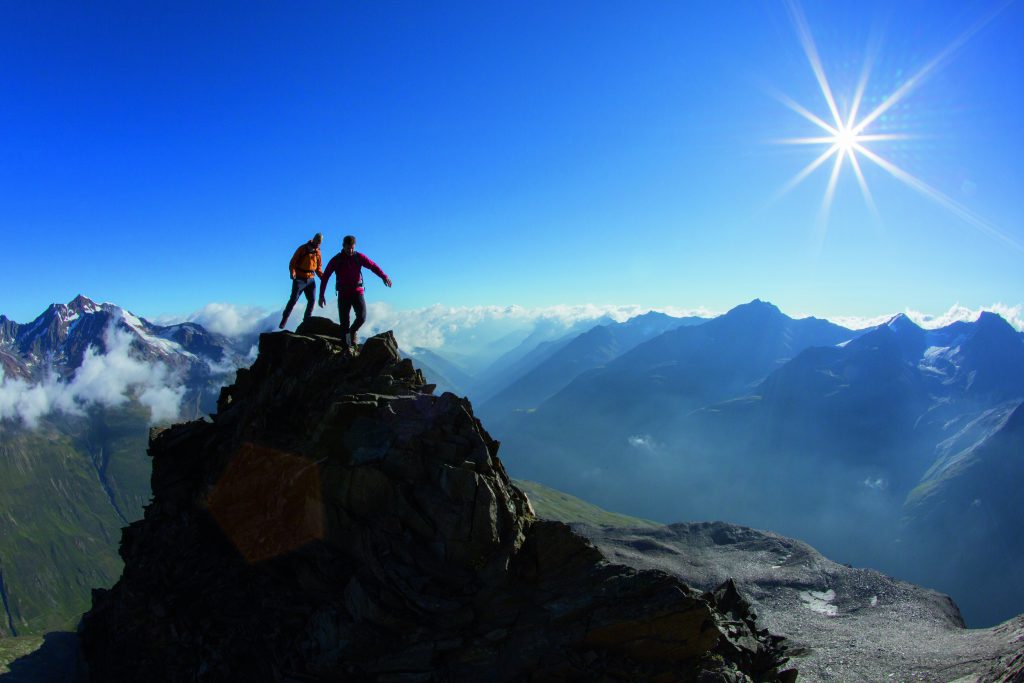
[78,318,796,682]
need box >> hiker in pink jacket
[318,235,392,350]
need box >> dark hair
[343,235,356,247]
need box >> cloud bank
[162,301,717,353]
[158,300,1023,363]
[824,303,1024,332]
[0,324,185,428]
[157,302,280,338]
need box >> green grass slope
[0,406,152,636]
[514,479,662,529]
[0,635,43,673]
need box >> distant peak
[68,294,100,313]
[973,311,1016,337]
[976,310,1008,325]
[626,310,669,323]
[886,313,923,333]
[726,299,784,319]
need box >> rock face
[79,322,795,682]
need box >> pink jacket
[319,251,388,298]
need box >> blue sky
[2,1,1022,324]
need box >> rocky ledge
[79,319,795,682]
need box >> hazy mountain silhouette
[479,311,704,424]
[494,300,1024,625]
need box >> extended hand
[384,277,393,288]
[318,297,326,308]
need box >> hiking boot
[348,332,358,350]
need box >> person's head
[343,235,356,255]
[312,233,323,247]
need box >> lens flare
[771,0,1021,252]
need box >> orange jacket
[289,242,323,279]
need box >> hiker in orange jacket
[318,235,392,350]
[279,233,324,329]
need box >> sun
[772,0,1020,252]
[834,126,857,154]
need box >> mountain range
[491,299,1024,625]
[2,294,1022,640]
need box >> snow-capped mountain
[0,294,249,420]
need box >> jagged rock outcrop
[79,320,795,682]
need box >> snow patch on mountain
[119,310,198,361]
[799,588,839,616]
[0,321,185,427]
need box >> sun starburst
[772,0,1021,252]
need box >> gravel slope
[576,521,1024,682]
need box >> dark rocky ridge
[79,319,796,682]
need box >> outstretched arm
[359,253,392,287]
[318,257,336,305]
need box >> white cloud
[159,301,716,363]
[823,313,898,330]
[820,303,1024,332]
[905,303,1024,332]
[157,302,279,338]
[627,434,657,450]
[0,323,185,428]
[862,477,887,490]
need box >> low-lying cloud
[905,303,1024,331]
[158,300,1023,365]
[825,303,1024,332]
[0,323,185,428]
[159,302,280,338]
[162,301,717,354]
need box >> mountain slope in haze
[900,399,1024,630]
[700,312,1024,624]
[532,299,853,429]
[496,299,859,502]
[480,311,705,424]
[468,314,618,402]
[495,301,1024,625]
[402,347,475,396]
